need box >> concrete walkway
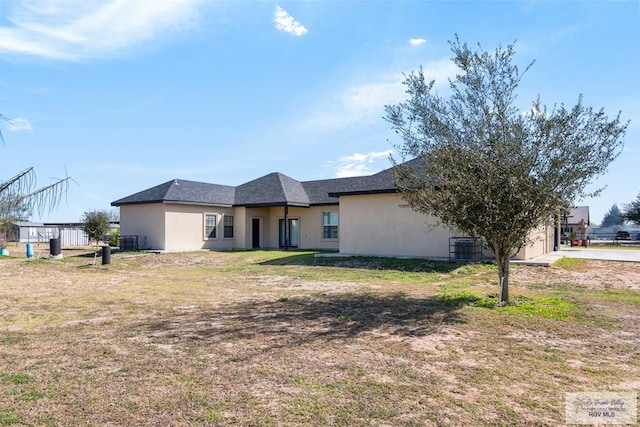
[513,246,640,266]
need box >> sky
[0,0,638,226]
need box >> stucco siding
[513,222,553,260]
[302,206,341,250]
[164,204,237,251]
[253,206,338,250]
[234,207,248,249]
[244,208,271,249]
[119,203,166,250]
[339,193,455,259]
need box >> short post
[102,245,111,265]
[49,238,63,259]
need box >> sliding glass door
[279,219,299,248]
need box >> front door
[279,219,299,248]
[252,218,260,249]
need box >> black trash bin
[102,246,111,265]
[49,238,61,257]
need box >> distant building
[11,222,91,246]
[562,206,589,237]
[12,222,57,243]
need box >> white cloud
[7,118,33,132]
[409,38,426,47]
[273,6,308,37]
[300,59,458,133]
[520,105,546,118]
[329,150,394,178]
[0,0,205,60]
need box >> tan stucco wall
[119,203,166,250]
[164,204,237,251]
[244,207,270,249]
[338,193,456,259]
[513,222,554,260]
[234,206,247,250]
[244,206,339,250]
[121,203,341,252]
[300,206,341,250]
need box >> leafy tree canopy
[385,36,627,303]
[600,203,624,228]
[621,193,640,225]
[81,209,115,245]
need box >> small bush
[108,228,120,247]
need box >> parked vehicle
[615,231,630,240]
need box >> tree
[0,193,29,247]
[600,203,624,228]
[621,193,640,225]
[385,36,627,303]
[81,210,114,247]
[1,116,72,228]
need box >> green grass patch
[591,289,640,304]
[451,262,497,275]
[437,291,581,319]
[438,291,497,308]
[498,296,580,320]
[0,373,31,385]
[0,408,21,426]
[552,257,589,270]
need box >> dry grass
[0,250,638,426]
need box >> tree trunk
[496,252,510,303]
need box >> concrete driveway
[514,246,640,266]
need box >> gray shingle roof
[111,160,419,208]
[327,158,424,196]
[235,173,310,207]
[302,176,370,204]
[111,179,235,206]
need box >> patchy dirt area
[511,260,640,291]
[0,250,638,426]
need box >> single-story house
[111,162,553,261]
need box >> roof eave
[113,200,234,208]
[234,202,310,208]
[328,189,398,197]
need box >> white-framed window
[223,215,234,238]
[204,213,217,239]
[322,211,338,239]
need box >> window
[204,214,217,239]
[322,211,338,239]
[224,215,234,238]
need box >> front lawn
[0,251,637,426]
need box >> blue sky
[1,0,638,225]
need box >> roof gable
[235,173,310,207]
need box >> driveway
[514,246,640,266]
